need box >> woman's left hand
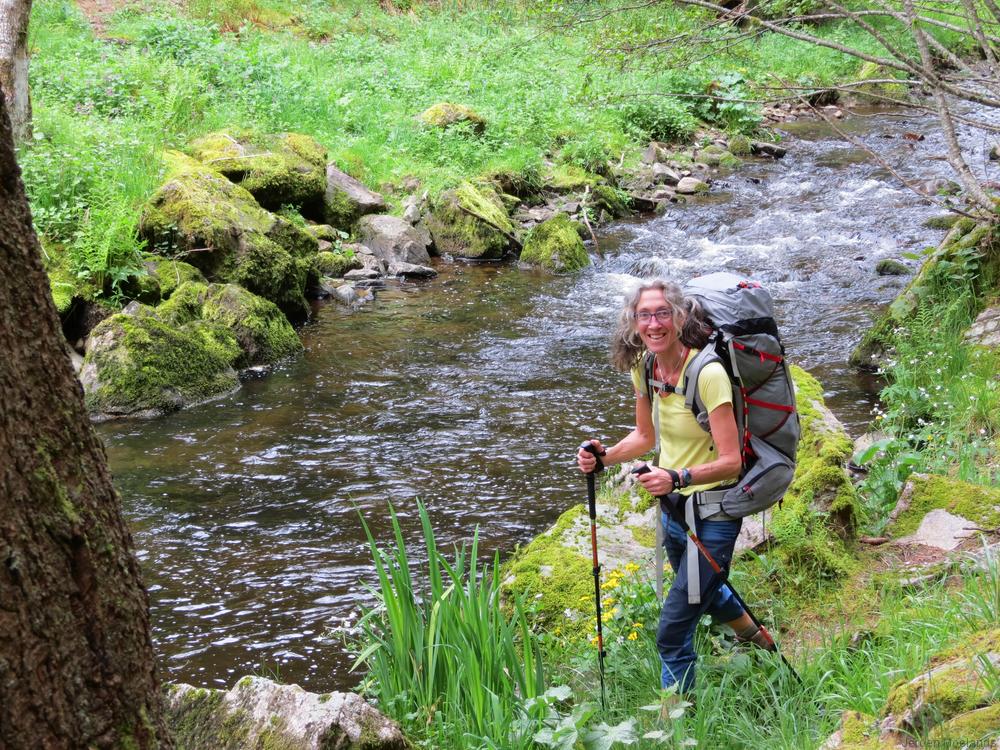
[634,465,675,497]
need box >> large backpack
[643,272,799,519]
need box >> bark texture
[0,0,32,142]
[0,90,169,747]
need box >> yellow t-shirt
[630,349,737,495]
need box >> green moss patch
[81,310,240,418]
[187,130,327,218]
[520,213,589,273]
[545,164,604,192]
[312,250,362,278]
[145,257,206,299]
[889,474,1000,537]
[417,102,486,134]
[927,703,1000,746]
[426,181,516,260]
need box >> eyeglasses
[633,309,672,324]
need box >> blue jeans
[658,509,744,693]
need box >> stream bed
[100,109,969,692]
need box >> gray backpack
[644,272,799,519]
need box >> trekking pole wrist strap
[664,468,681,489]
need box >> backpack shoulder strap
[682,345,721,433]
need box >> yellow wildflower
[628,631,639,641]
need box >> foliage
[855,237,1000,533]
[354,501,546,749]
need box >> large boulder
[80,306,240,420]
[158,281,303,369]
[356,215,432,266]
[166,676,410,749]
[186,131,328,219]
[417,102,486,134]
[519,213,589,273]
[144,257,206,300]
[140,151,317,322]
[425,181,516,260]
[325,165,386,230]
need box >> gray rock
[344,268,382,280]
[387,261,437,278]
[651,163,681,185]
[641,141,669,164]
[357,214,433,266]
[964,305,1000,348]
[750,142,787,158]
[166,676,409,750]
[324,165,386,230]
[402,203,421,225]
[333,284,358,305]
[895,509,975,550]
[675,177,709,195]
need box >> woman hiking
[576,278,773,702]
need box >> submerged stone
[519,213,589,273]
[425,181,516,260]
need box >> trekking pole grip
[580,441,605,475]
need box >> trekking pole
[632,464,802,685]
[581,441,608,710]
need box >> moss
[145,257,206,299]
[157,281,210,326]
[728,135,752,156]
[855,62,910,100]
[520,213,589,273]
[312,250,362,278]
[83,312,240,417]
[304,224,340,242]
[630,524,656,547]
[927,703,1000,745]
[186,130,327,217]
[502,503,593,628]
[590,184,630,218]
[545,164,604,192]
[227,237,312,323]
[417,102,486,133]
[49,274,76,316]
[875,259,909,276]
[202,284,303,368]
[923,214,962,230]
[889,474,1000,536]
[886,657,994,728]
[426,181,515,260]
[836,710,886,749]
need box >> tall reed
[355,501,546,748]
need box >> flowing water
[99,109,976,692]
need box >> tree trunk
[0,0,32,142]
[0,90,169,747]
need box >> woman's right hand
[576,439,606,473]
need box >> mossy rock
[544,164,605,193]
[304,224,340,242]
[202,283,303,369]
[80,308,240,419]
[140,151,316,321]
[884,631,999,734]
[748,367,860,596]
[157,281,302,369]
[417,102,486,134]
[854,62,910,101]
[875,258,909,276]
[727,135,752,157]
[923,214,962,230]
[701,149,740,169]
[927,703,1000,746]
[48,263,78,317]
[520,213,589,273]
[312,250,362,278]
[145,258,206,300]
[590,184,631,219]
[888,474,1000,537]
[425,181,516,260]
[187,131,327,219]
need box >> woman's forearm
[605,429,656,466]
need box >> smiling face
[634,288,679,355]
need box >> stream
[99,109,970,692]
